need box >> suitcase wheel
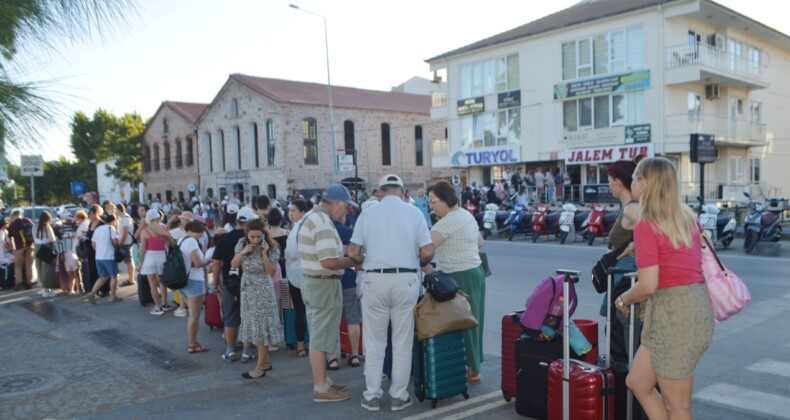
[431,399,437,408]
[418,396,424,403]
[502,391,511,402]
[463,391,469,400]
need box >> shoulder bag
[700,233,750,322]
[414,290,478,340]
[591,241,630,294]
[422,270,459,302]
[36,243,58,264]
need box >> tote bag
[700,234,750,322]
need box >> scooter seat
[762,212,779,225]
[546,211,562,224]
[574,212,589,227]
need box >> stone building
[141,101,207,203]
[195,74,447,202]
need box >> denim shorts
[96,259,118,278]
[179,278,206,298]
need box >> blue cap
[325,184,358,208]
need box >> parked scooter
[743,192,786,253]
[482,203,500,239]
[558,203,578,244]
[505,203,529,241]
[531,203,562,243]
[582,203,619,246]
[464,201,478,216]
[698,202,736,249]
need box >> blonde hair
[635,157,697,249]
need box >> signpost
[21,155,44,215]
[690,134,716,211]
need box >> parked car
[55,204,79,218]
[10,206,57,220]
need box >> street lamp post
[289,4,338,183]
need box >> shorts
[140,251,166,275]
[96,259,118,278]
[221,284,241,328]
[342,288,362,324]
[119,244,133,263]
[301,277,342,353]
[63,250,80,272]
[179,278,206,298]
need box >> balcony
[665,44,768,90]
[665,113,768,147]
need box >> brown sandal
[188,344,209,353]
[295,348,307,357]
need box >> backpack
[519,274,578,339]
[162,237,191,289]
[20,218,35,248]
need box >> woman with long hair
[616,157,713,420]
[34,211,58,297]
[179,220,213,353]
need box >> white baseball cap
[378,174,404,188]
[226,203,240,214]
[237,207,259,223]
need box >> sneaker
[222,350,237,362]
[360,396,380,411]
[37,289,47,295]
[313,387,351,403]
[391,396,413,411]
[162,304,174,312]
[330,383,348,392]
[174,308,188,317]
[41,290,56,298]
[150,308,165,316]
[241,351,256,363]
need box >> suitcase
[204,290,223,330]
[413,330,470,408]
[340,317,362,357]
[282,307,309,346]
[137,273,154,306]
[547,269,614,420]
[515,334,582,418]
[501,311,523,402]
[0,263,14,289]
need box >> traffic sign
[338,155,354,173]
[20,155,44,176]
[71,182,85,195]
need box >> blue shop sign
[451,146,521,167]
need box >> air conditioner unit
[707,33,725,50]
[705,84,720,100]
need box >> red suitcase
[547,270,614,420]
[204,290,223,330]
[501,311,523,402]
[340,317,362,357]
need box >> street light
[289,3,338,183]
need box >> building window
[163,118,169,134]
[381,123,391,166]
[207,187,214,198]
[143,146,151,172]
[563,93,635,134]
[162,141,171,170]
[750,158,760,183]
[415,125,424,167]
[175,139,183,168]
[204,132,213,172]
[459,54,519,98]
[251,123,260,168]
[251,185,260,198]
[561,26,643,80]
[460,113,496,148]
[750,102,762,124]
[731,98,743,119]
[186,137,194,166]
[302,118,318,165]
[219,130,226,171]
[688,92,701,122]
[497,108,520,145]
[235,126,242,169]
[344,120,355,156]
[730,156,743,183]
[153,145,160,171]
[230,98,238,118]
[266,119,275,166]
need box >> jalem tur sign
[565,144,654,165]
[451,145,521,167]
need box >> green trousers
[449,265,486,372]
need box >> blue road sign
[71,181,85,195]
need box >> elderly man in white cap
[348,174,434,412]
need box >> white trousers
[360,272,420,401]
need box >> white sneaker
[41,290,56,298]
[150,308,165,316]
[174,308,188,317]
[37,289,47,295]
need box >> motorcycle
[558,203,580,245]
[743,193,786,254]
[482,203,500,239]
[505,203,530,241]
[698,202,736,249]
[531,203,562,243]
[582,203,619,246]
[464,201,478,216]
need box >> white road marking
[401,390,502,420]
[447,399,510,419]
[712,295,790,341]
[694,383,790,419]
[746,359,790,379]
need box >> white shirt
[535,171,545,188]
[432,209,482,273]
[75,220,89,250]
[92,224,117,260]
[285,220,303,288]
[169,227,186,241]
[118,213,134,245]
[33,224,55,245]
[178,236,204,280]
[350,195,432,271]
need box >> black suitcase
[0,263,14,289]
[515,334,582,418]
[137,273,153,306]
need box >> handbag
[479,252,492,277]
[414,290,478,340]
[422,270,459,302]
[591,241,630,294]
[114,245,126,263]
[225,268,242,298]
[76,238,91,259]
[36,243,58,264]
[700,233,750,322]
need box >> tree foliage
[69,108,144,184]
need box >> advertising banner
[554,69,650,100]
[565,144,654,165]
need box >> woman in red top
[615,157,714,420]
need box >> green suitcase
[412,330,470,408]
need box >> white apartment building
[427,0,790,203]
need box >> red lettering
[593,150,601,161]
[601,149,613,161]
[639,146,648,157]
[618,148,628,159]
[584,150,592,161]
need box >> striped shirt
[297,206,344,277]
[432,208,481,273]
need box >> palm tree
[0,0,138,151]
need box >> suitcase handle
[557,269,580,420]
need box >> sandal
[326,358,340,371]
[295,348,308,357]
[241,368,266,379]
[187,344,210,353]
[119,280,132,287]
[348,355,361,367]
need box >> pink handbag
[700,234,750,322]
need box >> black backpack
[162,237,192,289]
[20,218,35,248]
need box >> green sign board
[554,69,651,100]
[625,124,651,144]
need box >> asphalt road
[0,236,787,419]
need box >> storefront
[565,143,654,203]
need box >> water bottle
[540,296,564,339]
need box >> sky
[8,0,789,163]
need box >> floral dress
[235,239,283,346]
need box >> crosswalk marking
[401,390,501,420]
[694,383,790,419]
[448,399,510,419]
[746,359,790,379]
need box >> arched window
[381,123,391,166]
[153,144,160,171]
[230,98,238,118]
[163,118,169,134]
[175,139,183,168]
[186,137,194,166]
[266,119,275,166]
[203,132,213,172]
[251,122,260,168]
[234,126,241,170]
[163,141,171,170]
[302,118,318,165]
[218,130,226,171]
[344,120,355,156]
[415,125,424,167]
[143,146,151,172]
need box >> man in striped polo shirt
[297,184,359,403]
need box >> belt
[366,268,418,274]
[303,274,342,280]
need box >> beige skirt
[641,282,714,379]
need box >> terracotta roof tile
[165,101,208,123]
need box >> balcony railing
[432,139,449,156]
[666,43,767,84]
[665,113,767,145]
[431,92,447,108]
